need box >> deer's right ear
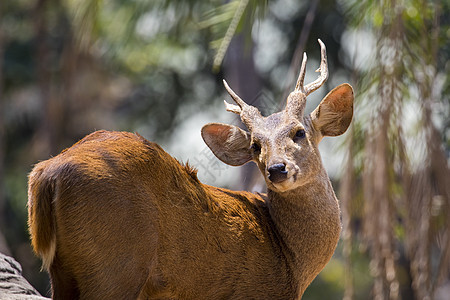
[201,123,252,166]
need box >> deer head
[202,40,354,193]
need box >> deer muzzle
[267,163,288,183]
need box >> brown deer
[28,40,353,299]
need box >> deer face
[244,112,321,192]
[202,40,354,193]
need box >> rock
[0,252,49,299]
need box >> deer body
[28,40,353,299]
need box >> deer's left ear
[311,83,354,137]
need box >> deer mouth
[266,162,302,193]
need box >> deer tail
[27,165,57,271]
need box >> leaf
[199,0,267,71]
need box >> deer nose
[267,163,288,183]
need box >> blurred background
[0,0,448,299]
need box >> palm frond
[199,0,267,71]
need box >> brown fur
[28,127,345,299]
[28,43,354,299]
[29,131,305,299]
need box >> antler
[295,39,328,96]
[223,40,328,124]
[223,80,247,114]
[223,80,263,130]
[287,39,328,117]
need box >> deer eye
[294,129,306,140]
[251,142,261,153]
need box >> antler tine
[303,39,328,96]
[222,79,263,130]
[223,79,247,115]
[295,52,308,93]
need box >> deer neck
[266,167,341,295]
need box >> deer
[27,39,353,300]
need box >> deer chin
[268,173,298,193]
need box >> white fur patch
[40,236,56,271]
